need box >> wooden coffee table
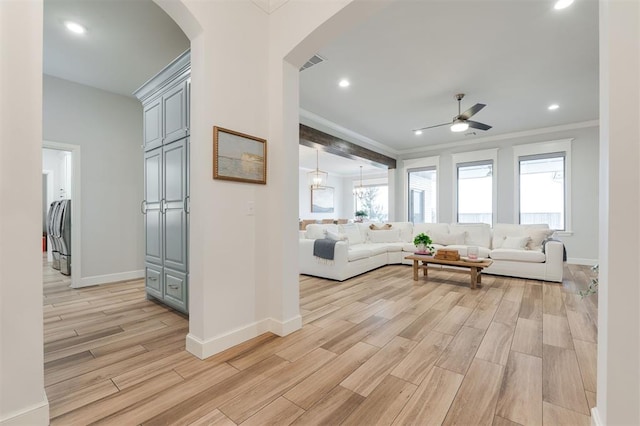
[405,254,493,289]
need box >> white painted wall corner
[77,269,144,288]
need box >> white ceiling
[44,0,189,97]
[299,0,599,154]
[43,0,599,171]
[299,145,385,177]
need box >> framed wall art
[311,186,335,213]
[213,126,267,184]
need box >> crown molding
[299,108,400,157]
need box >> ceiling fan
[413,93,492,134]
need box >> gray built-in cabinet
[134,50,190,314]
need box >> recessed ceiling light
[414,130,423,136]
[548,104,560,110]
[554,0,574,10]
[338,79,350,88]
[65,21,86,35]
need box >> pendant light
[308,149,328,189]
[353,165,365,196]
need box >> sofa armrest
[544,240,564,261]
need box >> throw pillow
[340,223,364,245]
[326,230,348,243]
[502,236,531,250]
[526,229,555,250]
[368,229,401,243]
[369,223,392,230]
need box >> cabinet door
[143,98,162,151]
[163,81,188,144]
[145,263,163,300]
[144,148,163,265]
[163,268,187,313]
[163,139,188,272]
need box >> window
[513,139,572,232]
[519,153,566,230]
[355,184,388,222]
[457,160,493,225]
[408,167,437,223]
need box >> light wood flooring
[44,261,598,425]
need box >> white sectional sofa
[299,222,564,282]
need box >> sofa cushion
[340,223,365,245]
[449,223,491,248]
[306,224,339,240]
[367,243,395,255]
[490,249,546,263]
[388,222,414,242]
[413,223,450,239]
[368,229,401,243]
[430,231,466,246]
[347,245,373,261]
[502,236,530,250]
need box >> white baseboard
[186,319,272,359]
[0,395,49,426]
[269,315,302,336]
[186,315,303,360]
[75,269,144,288]
[567,258,598,266]
[591,407,603,426]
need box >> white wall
[43,75,144,285]
[0,1,49,424]
[596,1,640,424]
[399,125,600,263]
[298,170,347,220]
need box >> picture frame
[311,186,335,213]
[213,126,267,184]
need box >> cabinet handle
[160,199,166,214]
[140,200,147,215]
[183,196,190,214]
[148,276,157,281]
[168,284,179,290]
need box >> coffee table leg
[470,267,478,289]
[423,262,428,277]
[477,269,482,285]
[413,259,418,281]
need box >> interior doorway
[42,141,81,288]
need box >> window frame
[513,139,573,235]
[403,156,439,223]
[452,149,498,226]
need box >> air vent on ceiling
[300,54,326,72]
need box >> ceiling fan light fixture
[450,119,469,132]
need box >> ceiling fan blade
[459,103,486,120]
[413,122,450,132]
[467,120,492,131]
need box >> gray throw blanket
[314,238,338,260]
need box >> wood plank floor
[44,260,598,425]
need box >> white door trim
[43,141,82,288]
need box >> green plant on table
[413,233,434,254]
